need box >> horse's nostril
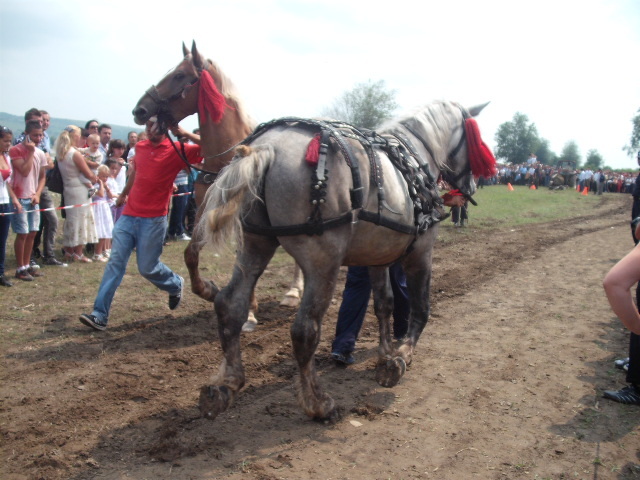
[133,106,147,118]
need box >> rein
[143,59,231,183]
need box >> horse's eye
[174,72,185,82]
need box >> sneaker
[176,233,191,241]
[614,357,630,370]
[331,351,355,366]
[15,269,33,282]
[43,257,68,267]
[27,267,44,277]
[29,258,40,269]
[603,385,640,405]
[0,275,13,287]
[79,314,107,331]
[169,276,184,310]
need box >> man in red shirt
[79,122,202,331]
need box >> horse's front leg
[369,266,407,388]
[184,225,259,329]
[291,265,341,422]
[199,236,277,420]
[184,237,219,302]
[279,261,304,307]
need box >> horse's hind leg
[290,259,341,421]
[199,235,278,420]
[369,266,407,388]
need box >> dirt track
[1,192,639,480]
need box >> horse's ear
[191,40,204,70]
[467,102,490,117]
[182,42,189,57]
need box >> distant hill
[0,112,142,150]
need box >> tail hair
[195,144,275,253]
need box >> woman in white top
[55,126,99,263]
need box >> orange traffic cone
[581,187,589,196]
[507,183,514,191]
[530,184,536,190]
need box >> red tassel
[198,69,230,124]
[306,134,321,166]
[464,118,497,178]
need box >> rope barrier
[0,191,194,216]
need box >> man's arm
[10,138,36,177]
[116,167,136,207]
[170,125,201,145]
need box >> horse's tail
[196,144,275,252]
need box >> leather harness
[238,117,459,239]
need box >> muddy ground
[1,192,639,480]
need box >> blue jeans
[91,215,183,324]
[332,263,409,355]
[0,203,12,276]
[168,184,189,236]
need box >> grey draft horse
[197,100,491,422]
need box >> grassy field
[462,184,604,227]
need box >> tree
[322,80,398,129]
[535,139,556,165]
[494,112,541,164]
[559,141,581,168]
[584,149,604,170]
[623,107,640,157]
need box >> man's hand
[23,135,35,152]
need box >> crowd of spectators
[0,108,197,286]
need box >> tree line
[320,81,640,172]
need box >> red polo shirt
[123,138,202,217]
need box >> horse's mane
[382,100,463,170]
[206,60,256,129]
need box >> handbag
[46,160,64,194]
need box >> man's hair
[39,109,49,116]
[85,119,99,129]
[98,123,112,133]
[25,119,43,133]
[24,107,42,122]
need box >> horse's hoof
[279,289,301,308]
[375,356,407,388]
[199,385,232,420]
[313,405,342,425]
[242,312,258,332]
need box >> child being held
[79,133,103,195]
[91,165,114,261]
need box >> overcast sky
[1,0,639,168]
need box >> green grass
[468,185,602,227]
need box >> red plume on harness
[306,134,321,166]
[198,69,230,124]
[464,118,497,178]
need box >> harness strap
[242,210,354,237]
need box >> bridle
[401,111,477,206]
[141,59,229,180]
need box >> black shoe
[79,314,107,331]
[43,257,68,267]
[0,276,13,287]
[15,270,33,282]
[331,351,355,366]
[603,385,640,405]
[169,276,184,310]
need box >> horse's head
[132,41,207,132]
[442,102,496,205]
